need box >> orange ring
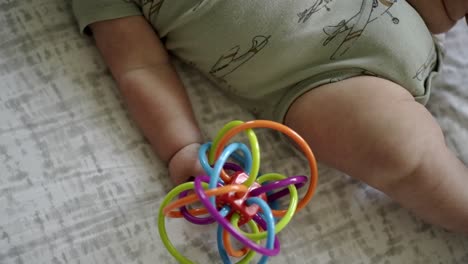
[163,184,249,216]
[166,189,209,218]
[223,228,249,257]
[167,208,208,218]
[213,120,318,217]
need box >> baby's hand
[168,143,205,185]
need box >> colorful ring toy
[158,120,319,263]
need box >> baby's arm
[90,16,204,184]
[408,0,467,33]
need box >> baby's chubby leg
[284,76,468,233]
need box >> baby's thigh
[283,76,444,189]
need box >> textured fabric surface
[1,1,467,263]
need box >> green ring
[231,173,298,240]
[209,120,260,187]
[158,182,263,263]
[209,120,243,163]
[158,182,208,264]
[228,214,259,264]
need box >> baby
[72,0,468,233]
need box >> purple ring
[250,176,308,202]
[178,163,242,225]
[179,188,216,225]
[252,214,281,249]
[219,213,281,258]
[194,176,280,256]
[222,162,244,173]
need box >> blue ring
[216,198,276,264]
[217,206,232,264]
[209,142,252,205]
[246,197,275,264]
[199,142,214,176]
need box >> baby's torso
[138,0,437,103]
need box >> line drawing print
[297,0,333,24]
[413,46,437,81]
[209,35,271,79]
[138,0,164,20]
[322,0,399,59]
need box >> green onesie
[73,0,439,122]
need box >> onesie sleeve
[72,0,142,34]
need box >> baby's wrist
[167,142,203,184]
[167,142,201,167]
